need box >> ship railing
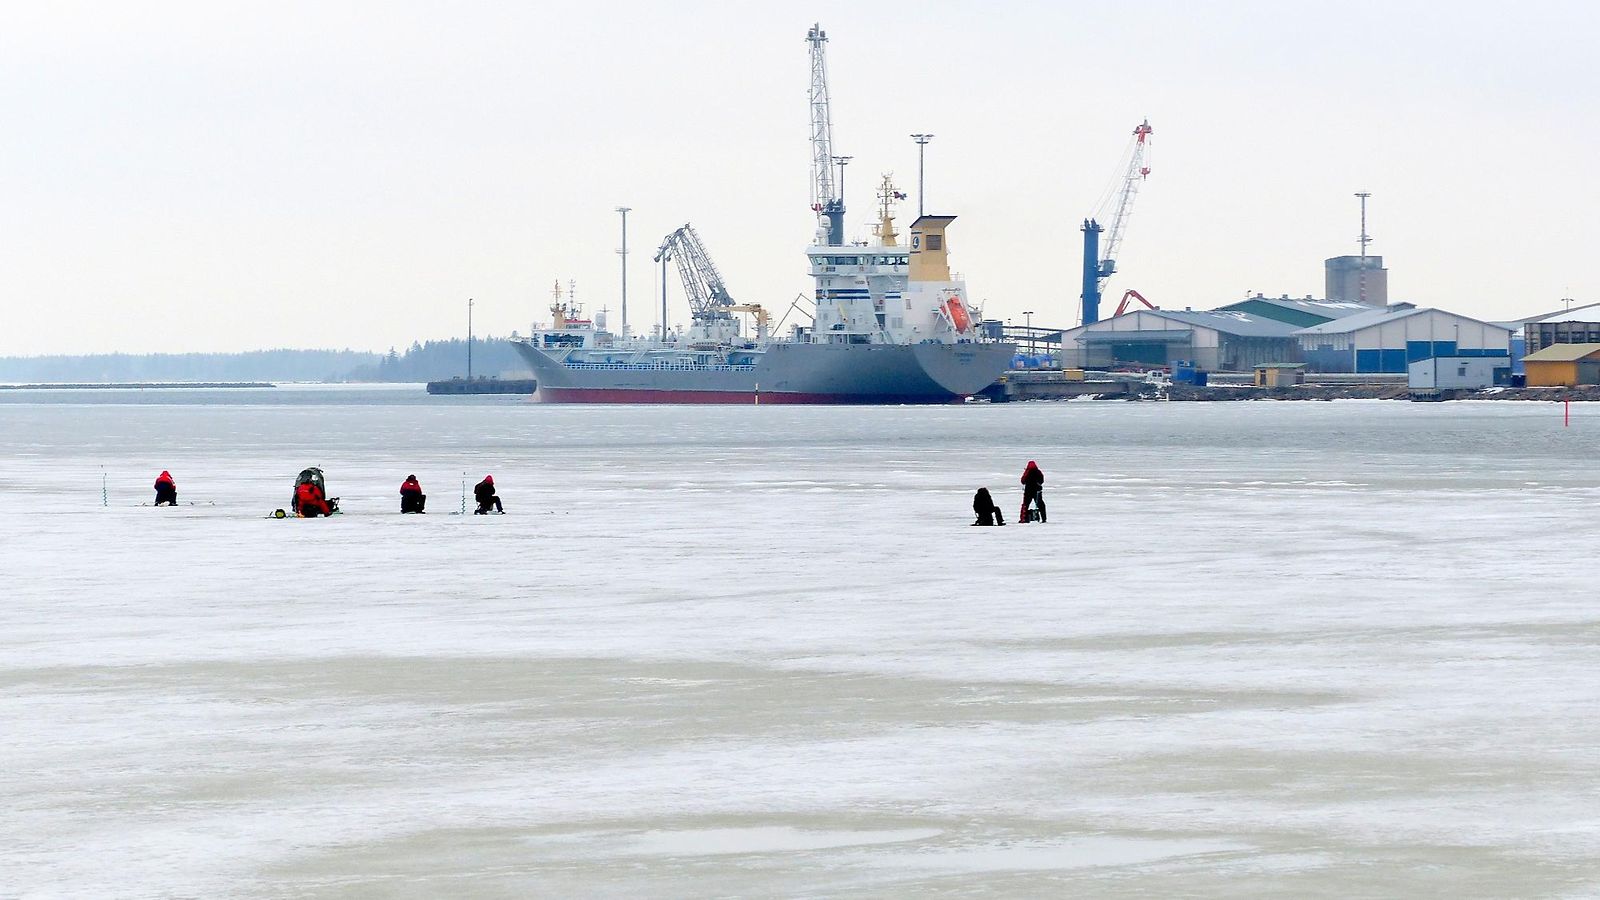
[563,362,759,372]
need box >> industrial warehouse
[1008,152,1595,396]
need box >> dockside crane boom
[658,224,736,323]
[1099,119,1153,289]
[807,23,844,246]
[1081,119,1153,325]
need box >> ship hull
[513,340,1013,405]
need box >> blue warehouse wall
[1303,347,1352,373]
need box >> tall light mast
[1355,191,1372,304]
[615,206,631,337]
[807,23,843,246]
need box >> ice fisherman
[400,475,426,513]
[295,479,332,518]
[473,475,503,514]
[972,487,1005,526]
[1020,460,1046,523]
[153,470,178,506]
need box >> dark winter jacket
[474,478,497,504]
[972,488,1005,525]
[973,488,999,517]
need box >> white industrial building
[1293,304,1512,374]
[1058,309,1300,371]
[1408,356,1506,391]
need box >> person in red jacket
[153,470,178,506]
[400,474,426,513]
[295,479,332,517]
[1020,460,1045,523]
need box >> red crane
[1113,288,1158,317]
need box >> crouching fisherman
[294,478,332,517]
[972,487,1005,526]
[154,470,178,506]
[473,475,503,514]
[400,474,426,513]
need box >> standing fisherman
[1020,460,1046,523]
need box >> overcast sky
[2,0,1597,356]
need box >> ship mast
[873,174,901,247]
[550,279,566,329]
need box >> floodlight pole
[911,134,934,218]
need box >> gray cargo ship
[510,23,1012,404]
[511,211,1012,404]
[512,193,1011,403]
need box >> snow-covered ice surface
[4,386,1600,897]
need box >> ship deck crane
[654,224,768,340]
[1080,120,1153,325]
[657,224,734,322]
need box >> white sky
[2,0,1597,355]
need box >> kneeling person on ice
[400,474,426,513]
[296,479,332,518]
[154,470,178,506]
[474,475,503,514]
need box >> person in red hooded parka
[400,474,426,513]
[1019,460,1045,523]
[473,475,503,514]
[153,470,177,506]
[295,479,332,517]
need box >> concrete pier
[979,371,1131,402]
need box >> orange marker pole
[1565,399,1570,427]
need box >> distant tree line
[345,337,531,382]
[0,337,533,384]
[0,349,382,383]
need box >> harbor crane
[1113,288,1158,317]
[807,23,844,246]
[655,224,769,340]
[1080,120,1153,325]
